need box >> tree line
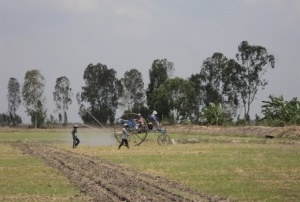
[3,41,300,127]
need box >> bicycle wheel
[113,113,148,146]
[113,121,122,143]
[157,134,171,145]
[128,131,148,146]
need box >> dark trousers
[73,137,80,148]
[118,139,129,149]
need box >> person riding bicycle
[150,110,160,131]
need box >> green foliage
[63,111,68,126]
[132,105,150,118]
[199,53,227,105]
[189,42,275,123]
[7,77,22,126]
[235,41,275,120]
[58,113,62,123]
[49,114,55,124]
[202,103,227,125]
[4,42,281,127]
[261,95,300,126]
[77,63,123,124]
[120,69,145,111]
[29,100,47,128]
[53,76,72,125]
[22,69,47,128]
[0,113,22,126]
[146,59,174,113]
[188,74,201,119]
[200,53,240,119]
[153,77,196,122]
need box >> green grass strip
[0,143,90,202]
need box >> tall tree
[53,76,72,126]
[120,69,145,111]
[235,41,275,120]
[153,77,196,122]
[7,77,22,125]
[146,59,174,114]
[201,53,239,114]
[22,69,47,128]
[77,63,123,124]
[188,73,203,123]
[199,53,228,106]
[189,53,239,123]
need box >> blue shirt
[151,114,158,122]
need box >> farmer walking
[118,123,130,149]
[72,124,80,148]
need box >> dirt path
[165,125,300,138]
[12,142,228,202]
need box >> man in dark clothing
[72,124,80,148]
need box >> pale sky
[1,0,299,123]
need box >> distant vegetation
[2,40,299,128]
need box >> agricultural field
[0,125,299,201]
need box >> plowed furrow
[12,142,229,202]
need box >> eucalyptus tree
[120,69,145,112]
[190,53,239,123]
[199,53,227,105]
[235,41,275,120]
[188,73,203,122]
[53,76,72,125]
[7,77,22,125]
[221,58,241,118]
[22,69,47,128]
[146,59,174,114]
[153,77,196,122]
[77,63,122,124]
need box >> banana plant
[261,95,300,126]
[202,102,225,125]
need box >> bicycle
[151,128,171,145]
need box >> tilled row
[13,142,228,202]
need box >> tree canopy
[53,76,72,125]
[3,41,282,126]
[153,77,196,122]
[7,77,22,125]
[120,69,145,111]
[146,59,174,117]
[235,41,275,120]
[22,69,47,128]
[77,63,122,124]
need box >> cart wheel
[113,113,148,146]
[157,134,171,145]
